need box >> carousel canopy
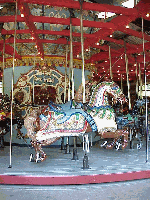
[0,0,150,81]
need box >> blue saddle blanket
[40,100,97,132]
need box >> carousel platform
[0,140,150,186]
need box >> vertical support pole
[121,74,123,92]
[68,40,71,102]
[70,16,74,100]
[126,57,131,110]
[68,10,74,102]
[72,136,78,160]
[72,68,74,100]
[86,134,90,153]
[65,136,71,154]
[79,0,86,104]
[32,55,36,105]
[135,63,139,98]
[79,0,89,168]
[68,65,71,102]
[134,0,137,7]
[82,134,89,169]
[83,135,85,151]
[42,5,45,40]
[109,45,113,80]
[130,128,132,149]
[83,135,89,152]
[124,42,131,110]
[64,44,68,103]
[142,17,148,162]
[0,135,4,148]
[60,137,65,151]
[90,134,92,148]
[74,136,77,149]
[139,63,142,99]
[8,1,17,168]
[2,37,5,95]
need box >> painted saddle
[39,100,97,132]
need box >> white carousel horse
[75,80,129,150]
[24,80,128,162]
[86,81,128,150]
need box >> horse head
[88,80,127,108]
[109,81,127,105]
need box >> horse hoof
[29,153,35,162]
[114,144,122,151]
[41,156,47,162]
[30,158,35,162]
[36,159,41,163]
[100,141,107,148]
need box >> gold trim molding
[0,56,95,71]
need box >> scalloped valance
[0,56,95,71]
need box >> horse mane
[88,80,116,107]
[91,80,115,95]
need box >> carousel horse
[116,98,147,150]
[0,94,24,148]
[84,81,128,150]
[24,80,128,162]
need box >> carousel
[0,0,150,185]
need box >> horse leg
[34,137,61,163]
[35,142,47,163]
[112,130,129,150]
[114,137,122,150]
[30,140,46,163]
[105,139,115,149]
[113,134,126,150]
[122,130,129,149]
[29,140,36,162]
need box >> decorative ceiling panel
[43,43,66,56]
[125,35,146,45]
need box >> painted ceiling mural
[0,0,150,81]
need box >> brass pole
[32,54,36,104]
[135,63,139,97]
[109,45,113,80]
[9,1,17,168]
[70,17,74,100]
[125,55,131,110]
[64,44,68,103]
[68,21,72,102]
[139,63,142,99]
[142,17,148,162]
[2,38,5,95]
[124,42,131,110]
[79,0,86,103]
[68,60,71,101]
[121,74,123,92]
